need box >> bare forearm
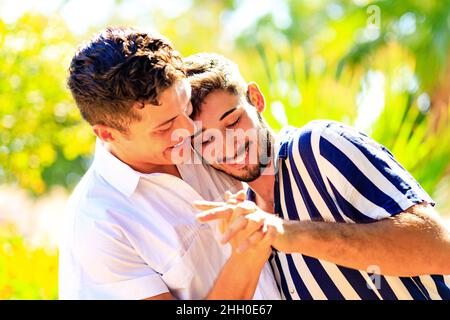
[275,211,450,276]
[206,252,267,300]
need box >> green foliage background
[0,0,449,299]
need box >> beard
[213,113,273,182]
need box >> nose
[223,130,245,161]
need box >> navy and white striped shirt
[252,120,450,300]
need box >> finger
[234,201,258,216]
[225,190,247,205]
[196,205,234,223]
[221,216,248,244]
[260,226,278,246]
[224,190,233,201]
[261,214,285,234]
[234,190,247,201]
[238,230,265,253]
[193,200,227,211]
[226,198,239,205]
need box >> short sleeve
[73,210,169,300]
[317,121,435,222]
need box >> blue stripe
[281,152,323,221]
[377,276,399,300]
[271,122,444,300]
[278,129,384,300]
[279,160,318,220]
[327,123,432,205]
[268,254,283,296]
[411,277,431,300]
[328,179,377,223]
[302,255,345,300]
[280,153,347,299]
[400,277,428,300]
[431,275,450,299]
[274,171,283,218]
[293,129,345,222]
[285,254,313,300]
[272,253,292,300]
[319,137,404,215]
[337,266,381,300]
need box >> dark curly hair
[68,26,185,132]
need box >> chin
[220,164,261,182]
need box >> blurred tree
[336,0,450,128]
[0,14,94,195]
[0,0,449,199]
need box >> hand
[193,190,284,254]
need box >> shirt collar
[92,139,141,198]
[275,125,298,160]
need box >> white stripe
[290,133,339,222]
[321,130,415,207]
[279,138,362,300]
[277,253,301,300]
[310,124,355,223]
[321,157,392,220]
[279,162,325,299]
[318,260,362,300]
[291,254,327,300]
[280,159,360,300]
[382,276,414,300]
[444,275,450,288]
[381,154,434,207]
[359,271,383,299]
[276,170,301,300]
[323,125,433,208]
[418,275,442,300]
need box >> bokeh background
[0,0,449,299]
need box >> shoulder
[282,120,378,157]
[278,120,344,159]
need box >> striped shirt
[251,120,450,300]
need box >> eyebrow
[219,107,237,121]
[154,115,177,129]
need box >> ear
[247,82,265,113]
[92,124,116,143]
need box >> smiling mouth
[167,137,188,153]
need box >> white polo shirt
[58,140,280,300]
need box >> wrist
[230,248,270,269]
[274,220,307,253]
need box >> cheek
[134,134,167,157]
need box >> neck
[247,163,275,209]
[105,142,181,178]
[247,130,277,211]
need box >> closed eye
[155,121,174,133]
[226,116,241,128]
